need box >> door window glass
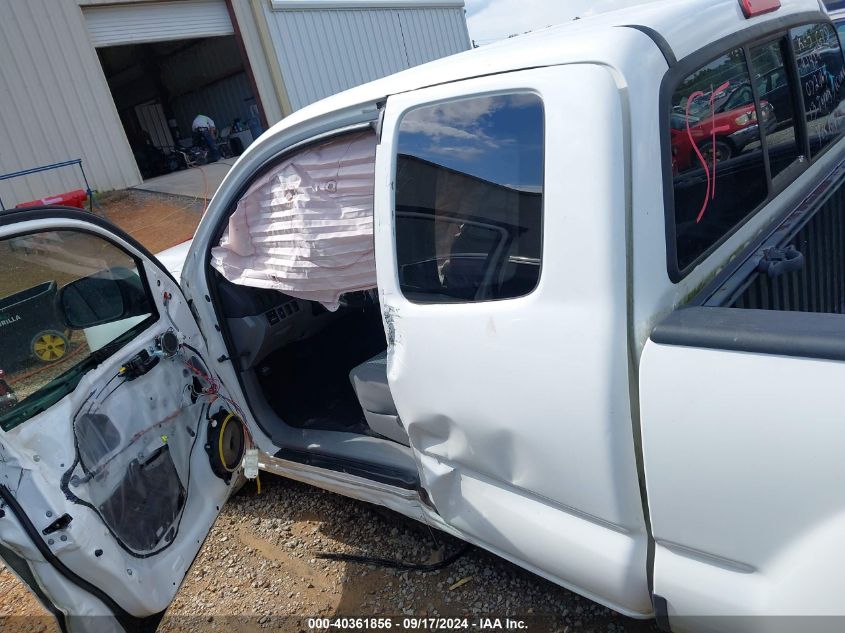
[750,37,803,178]
[395,93,544,303]
[0,230,155,429]
[669,48,768,273]
[791,22,845,156]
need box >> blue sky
[465,0,663,45]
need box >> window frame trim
[660,10,833,283]
[745,33,809,196]
[392,89,547,305]
[790,21,845,160]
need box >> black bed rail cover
[651,306,845,362]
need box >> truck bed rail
[698,155,845,312]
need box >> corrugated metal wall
[259,5,471,111]
[227,0,288,123]
[399,8,472,67]
[159,37,245,94]
[0,0,141,208]
[135,102,175,149]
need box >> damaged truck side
[3,0,845,631]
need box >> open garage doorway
[96,34,264,181]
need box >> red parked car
[671,83,776,173]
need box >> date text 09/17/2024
[306,617,529,630]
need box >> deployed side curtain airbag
[211,130,377,311]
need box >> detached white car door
[0,207,249,632]
[374,67,652,617]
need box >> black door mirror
[56,267,151,329]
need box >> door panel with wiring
[64,341,226,555]
[0,212,250,630]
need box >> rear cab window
[791,23,845,155]
[665,20,845,280]
[670,47,769,273]
[394,93,544,303]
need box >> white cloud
[401,96,501,145]
[425,145,486,160]
[465,0,666,45]
[401,94,533,150]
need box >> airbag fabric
[211,131,377,311]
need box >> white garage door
[84,0,234,48]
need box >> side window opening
[0,230,156,430]
[211,130,378,312]
[394,93,544,303]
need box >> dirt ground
[96,188,207,252]
[0,190,661,632]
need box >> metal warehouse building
[0,0,470,206]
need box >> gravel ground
[2,473,660,632]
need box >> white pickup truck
[2,0,845,631]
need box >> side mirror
[56,267,151,329]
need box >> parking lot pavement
[133,160,236,202]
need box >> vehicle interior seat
[349,352,410,445]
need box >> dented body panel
[376,66,652,616]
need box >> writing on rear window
[791,23,845,157]
[670,48,768,272]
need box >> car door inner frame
[0,483,165,633]
[198,118,425,490]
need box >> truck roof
[569,0,825,60]
[269,0,825,136]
